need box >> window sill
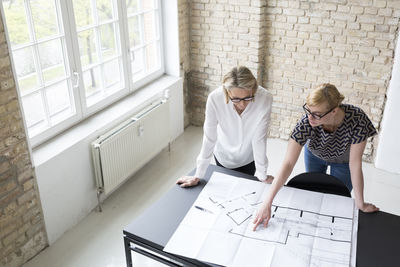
[32,75,182,167]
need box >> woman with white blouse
[176,66,274,187]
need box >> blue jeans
[304,146,352,191]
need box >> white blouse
[194,86,273,181]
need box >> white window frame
[121,0,164,91]
[0,0,165,147]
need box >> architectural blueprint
[164,172,358,267]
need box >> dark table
[123,165,400,267]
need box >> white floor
[23,126,400,267]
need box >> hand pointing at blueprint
[252,201,272,231]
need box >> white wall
[162,0,183,140]
[375,34,400,174]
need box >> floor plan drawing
[164,172,358,267]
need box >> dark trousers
[214,156,256,176]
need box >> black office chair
[286,172,351,197]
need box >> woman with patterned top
[176,66,274,188]
[252,83,379,231]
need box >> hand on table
[262,175,274,184]
[252,202,272,231]
[359,202,379,213]
[176,176,200,188]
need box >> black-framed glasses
[302,103,335,120]
[229,96,254,103]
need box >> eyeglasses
[302,103,335,120]
[229,96,254,103]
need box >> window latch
[129,49,135,61]
[73,71,80,88]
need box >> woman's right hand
[358,202,379,213]
[176,176,200,188]
[252,201,272,231]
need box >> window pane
[45,81,72,120]
[2,0,30,46]
[104,59,120,87]
[4,0,76,140]
[73,0,124,108]
[13,47,39,94]
[97,0,114,23]
[128,16,140,47]
[78,29,98,68]
[126,1,162,84]
[131,48,143,76]
[145,43,157,71]
[100,24,117,60]
[73,0,94,29]
[84,66,101,98]
[126,0,139,14]
[30,0,59,40]
[143,11,155,43]
[21,91,46,129]
[38,39,66,83]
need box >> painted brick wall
[0,14,47,267]
[188,0,269,125]
[179,0,400,161]
[263,0,400,161]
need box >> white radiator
[91,99,170,208]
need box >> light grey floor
[23,126,400,267]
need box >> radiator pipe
[97,188,103,212]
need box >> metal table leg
[124,236,133,267]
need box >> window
[126,0,162,82]
[1,0,164,146]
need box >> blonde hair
[222,66,258,104]
[306,83,345,109]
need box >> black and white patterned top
[291,104,377,163]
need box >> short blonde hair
[222,66,258,103]
[306,83,345,109]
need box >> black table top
[123,165,400,267]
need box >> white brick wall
[179,0,400,161]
